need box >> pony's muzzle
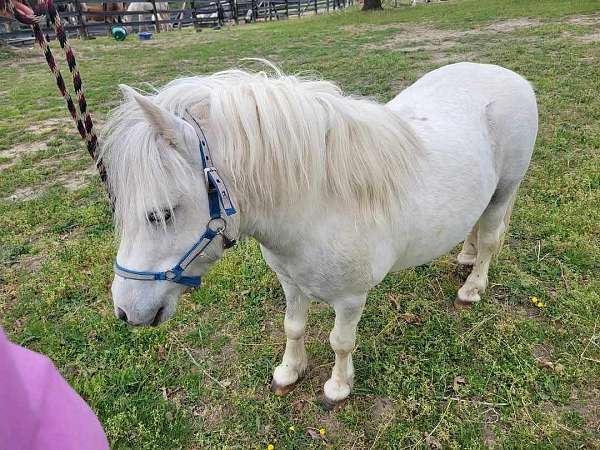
[113,304,165,327]
[111,275,178,327]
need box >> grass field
[1,0,599,448]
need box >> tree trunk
[362,0,382,10]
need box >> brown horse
[81,1,126,23]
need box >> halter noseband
[113,113,237,288]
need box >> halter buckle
[204,166,216,184]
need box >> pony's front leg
[323,295,366,408]
[271,280,309,395]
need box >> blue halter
[113,113,237,288]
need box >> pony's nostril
[117,308,128,322]
[151,307,164,327]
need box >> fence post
[149,0,160,32]
[231,0,238,23]
[326,0,329,12]
[74,0,88,39]
[103,1,109,35]
[218,2,224,25]
[191,0,201,31]
[176,1,185,29]
[314,0,317,14]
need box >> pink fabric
[0,328,109,450]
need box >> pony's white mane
[101,64,421,232]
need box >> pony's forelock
[100,103,200,234]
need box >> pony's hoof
[457,252,476,266]
[321,394,346,411]
[322,378,351,409]
[271,367,305,396]
[457,284,481,305]
[271,378,299,396]
[271,364,306,395]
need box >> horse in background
[125,1,171,32]
[80,1,126,24]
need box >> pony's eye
[147,209,173,224]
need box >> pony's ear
[123,86,182,149]
[118,84,137,101]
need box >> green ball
[111,26,128,41]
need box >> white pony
[125,1,171,32]
[102,62,537,406]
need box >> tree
[362,0,383,11]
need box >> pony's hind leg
[456,189,517,306]
[271,278,309,395]
[457,224,478,266]
[323,295,367,409]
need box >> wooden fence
[0,0,354,45]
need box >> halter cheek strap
[113,115,236,288]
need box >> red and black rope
[45,2,100,166]
[8,0,107,186]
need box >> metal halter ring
[164,270,177,280]
[207,217,227,234]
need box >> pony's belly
[388,208,482,272]
[390,236,463,271]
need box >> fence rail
[0,0,354,45]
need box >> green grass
[1,0,599,448]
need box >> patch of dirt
[481,407,500,448]
[359,14,599,57]
[570,387,600,430]
[57,166,98,191]
[34,151,86,168]
[532,343,552,360]
[192,400,232,427]
[485,18,541,33]
[6,56,43,68]
[376,38,457,53]
[344,22,472,36]
[360,24,478,52]
[563,15,600,26]
[372,397,395,422]
[313,413,344,441]
[24,117,72,135]
[577,32,600,43]
[508,300,542,320]
[0,142,48,171]
[3,165,97,201]
[161,385,187,407]
[540,387,600,435]
[14,253,45,273]
[353,18,542,42]
[5,186,39,201]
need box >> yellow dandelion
[288,425,296,432]
[319,427,326,437]
[530,296,539,305]
[267,444,274,450]
[538,302,545,308]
